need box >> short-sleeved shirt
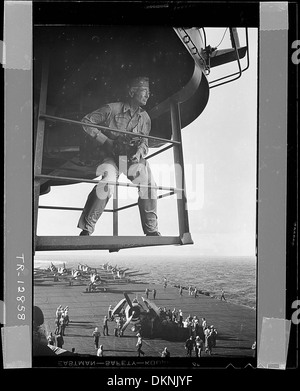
[196,340,203,349]
[93,331,100,338]
[185,339,194,349]
[82,102,151,157]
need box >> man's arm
[82,105,112,145]
[130,112,151,163]
[139,112,151,157]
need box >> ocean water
[34,253,256,310]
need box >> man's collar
[123,102,143,116]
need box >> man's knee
[96,183,114,200]
[129,161,157,198]
[96,168,118,200]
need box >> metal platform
[35,235,193,252]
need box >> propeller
[124,292,133,309]
[112,293,158,334]
[121,315,133,332]
[94,274,101,282]
[111,298,127,318]
[122,293,142,332]
[72,270,81,279]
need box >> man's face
[131,87,150,106]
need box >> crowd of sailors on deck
[184,324,218,357]
[182,314,218,356]
[91,303,219,357]
[158,306,218,356]
[46,305,70,349]
[44,287,219,357]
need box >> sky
[36,28,258,258]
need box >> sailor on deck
[103,316,109,336]
[220,289,227,301]
[136,333,145,357]
[152,288,157,300]
[97,344,104,357]
[108,305,113,320]
[145,288,150,299]
[161,347,170,358]
[185,336,194,357]
[92,327,101,349]
[47,332,55,346]
[77,76,160,237]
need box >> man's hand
[130,149,143,163]
[103,138,114,154]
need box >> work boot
[146,232,161,236]
[79,230,90,236]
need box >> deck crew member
[220,289,227,301]
[55,333,64,349]
[77,76,160,237]
[103,316,109,336]
[108,305,113,321]
[92,327,101,349]
[210,325,217,347]
[185,336,194,357]
[114,317,123,337]
[204,327,211,354]
[152,288,157,300]
[136,333,145,357]
[47,332,55,346]
[55,305,62,320]
[178,309,183,327]
[172,308,177,322]
[161,347,170,358]
[195,336,203,357]
[145,288,150,299]
[206,330,213,355]
[179,285,183,296]
[97,344,104,357]
[63,306,69,325]
[54,318,60,335]
[163,277,167,289]
[59,314,66,336]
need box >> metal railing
[39,113,181,145]
[37,114,181,222]
[208,28,250,89]
[39,191,175,213]
[36,173,183,193]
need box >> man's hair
[127,76,149,97]
[129,76,149,88]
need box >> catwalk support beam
[170,100,193,244]
[33,52,49,251]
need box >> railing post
[33,52,49,252]
[170,100,193,244]
[113,183,119,236]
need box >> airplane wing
[112,298,127,317]
[142,297,161,318]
